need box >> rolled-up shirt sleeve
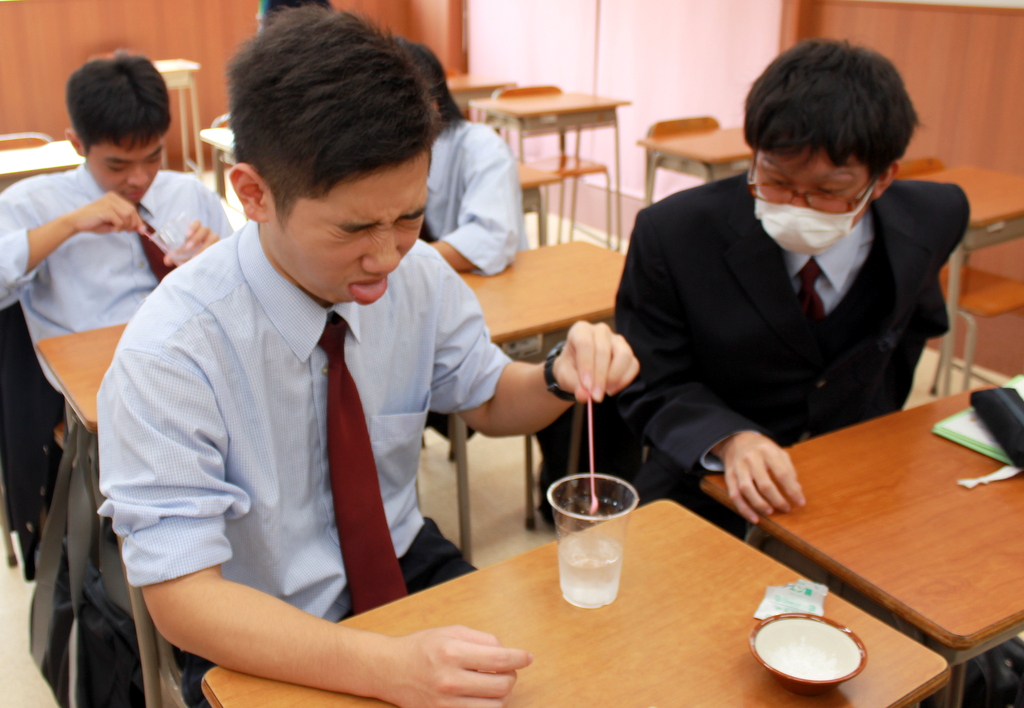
[97,346,249,587]
[0,192,37,305]
[439,146,524,276]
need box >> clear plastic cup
[142,212,199,264]
[546,473,639,608]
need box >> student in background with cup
[0,53,232,378]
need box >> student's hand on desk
[551,321,639,403]
[384,625,532,708]
[713,431,805,525]
[64,192,144,235]
[164,220,219,266]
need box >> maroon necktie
[137,220,176,282]
[318,313,407,614]
[797,258,826,322]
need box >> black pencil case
[971,387,1024,467]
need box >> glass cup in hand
[140,212,200,265]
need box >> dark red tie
[138,232,176,282]
[797,258,825,322]
[318,313,407,614]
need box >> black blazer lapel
[872,195,937,329]
[724,190,824,368]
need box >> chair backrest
[647,116,719,139]
[898,156,946,179]
[0,132,53,150]
[493,85,562,99]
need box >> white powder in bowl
[764,636,842,681]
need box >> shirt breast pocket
[368,408,429,493]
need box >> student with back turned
[399,38,527,276]
[616,40,967,537]
[97,9,638,707]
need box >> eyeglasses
[747,163,875,215]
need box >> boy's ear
[230,163,275,223]
[65,129,86,158]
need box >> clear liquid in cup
[558,531,623,608]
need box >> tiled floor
[0,204,1015,705]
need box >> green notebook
[931,375,1024,464]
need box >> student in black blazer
[616,40,968,537]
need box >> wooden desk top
[445,74,512,94]
[199,128,235,153]
[917,166,1024,228]
[469,92,630,118]
[637,126,752,165]
[202,500,947,707]
[702,392,1024,650]
[461,242,624,343]
[36,324,125,433]
[517,163,561,190]
[0,140,84,179]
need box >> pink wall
[467,0,783,234]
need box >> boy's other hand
[64,192,144,236]
[384,625,532,707]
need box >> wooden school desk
[202,499,948,708]
[37,324,125,435]
[445,74,513,115]
[0,140,84,192]
[915,167,1024,396]
[452,241,626,558]
[470,92,631,248]
[636,125,752,205]
[701,392,1024,708]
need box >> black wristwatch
[544,341,577,401]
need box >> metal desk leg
[450,413,472,564]
[524,436,535,529]
[538,186,548,247]
[936,245,965,397]
[188,76,203,176]
[213,148,226,200]
[643,152,657,207]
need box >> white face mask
[754,181,875,256]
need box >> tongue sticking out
[348,277,388,305]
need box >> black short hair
[263,0,332,26]
[65,54,170,152]
[396,38,463,127]
[228,8,438,218]
[744,40,918,177]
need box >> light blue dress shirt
[426,121,528,276]
[781,211,875,316]
[0,164,232,385]
[97,223,510,620]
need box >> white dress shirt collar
[237,222,362,364]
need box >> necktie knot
[797,258,826,322]
[318,313,348,362]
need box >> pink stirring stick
[588,397,599,515]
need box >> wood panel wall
[792,0,1024,377]
[0,0,464,169]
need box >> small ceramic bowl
[750,613,867,696]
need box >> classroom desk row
[35,236,1024,707]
